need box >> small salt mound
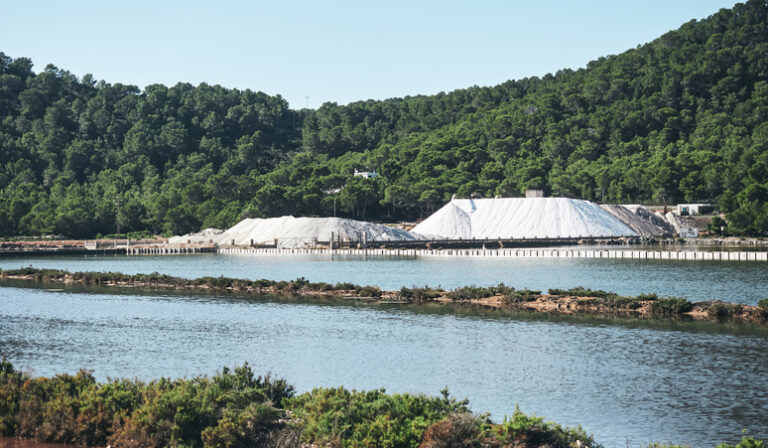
[413,202,472,239]
[411,198,637,239]
[216,216,421,247]
[600,205,674,237]
[168,228,223,244]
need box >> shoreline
[2,268,766,327]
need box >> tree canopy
[2,0,768,237]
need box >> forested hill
[2,0,768,238]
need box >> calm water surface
[1,253,767,303]
[1,283,767,448]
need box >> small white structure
[677,203,713,216]
[354,169,379,179]
[678,227,699,238]
[525,189,544,198]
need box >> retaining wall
[213,247,768,262]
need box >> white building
[676,203,713,216]
[354,169,379,179]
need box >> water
[1,253,768,304]
[1,282,767,447]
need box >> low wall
[215,247,768,262]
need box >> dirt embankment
[2,270,767,327]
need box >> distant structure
[354,169,379,179]
[677,203,713,216]
[525,189,544,198]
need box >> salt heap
[168,228,223,244]
[599,205,675,237]
[411,198,637,239]
[216,216,420,248]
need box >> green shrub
[448,284,516,301]
[399,286,443,301]
[449,286,493,301]
[548,287,619,299]
[502,289,541,304]
[707,303,743,318]
[758,299,768,311]
[716,437,766,448]
[650,298,693,315]
[357,285,382,298]
[479,405,596,448]
[286,387,469,448]
[600,296,642,310]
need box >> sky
[1,0,739,109]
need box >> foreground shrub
[758,299,768,311]
[479,405,595,448]
[716,437,766,448]
[419,413,482,448]
[286,387,469,448]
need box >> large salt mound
[411,198,637,239]
[599,205,675,237]
[216,216,421,248]
[168,228,223,244]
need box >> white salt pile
[411,198,637,239]
[215,216,421,248]
[600,205,675,237]
[168,228,223,244]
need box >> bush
[600,296,642,310]
[548,287,620,300]
[399,286,443,301]
[415,413,482,448]
[357,286,382,298]
[335,282,359,291]
[448,284,516,301]
[650,298,693,315]
[758,299,768,311]
[479,405,596,448]
[707,303,743,318]
[502,289,541,304]
[716,437,766,448]
[448,286,492,301]
[286,387,469,448]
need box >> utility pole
[114,197,121,235]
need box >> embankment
[2,268,766,327]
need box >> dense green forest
[2,0,768,238]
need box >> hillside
[1,0,767,237]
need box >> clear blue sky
[2,0,738,109]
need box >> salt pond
[1,283,767,447]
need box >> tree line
[1,0,767,237]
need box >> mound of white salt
[411,198,637,239]
[168,228,223,244]
[215,216,421,247]
[600,204,675,237]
